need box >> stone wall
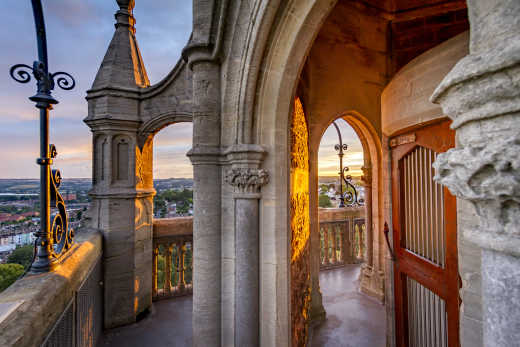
[382,32,469,136]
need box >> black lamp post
[9,0,76,273]
[332,121,362,208]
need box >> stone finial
[88,0,149,92]
[224,168,269,194]
[116,0,135,11]
[115,0,136,32]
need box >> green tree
[154,197,167,218]
[7,244,34,269]
[319,184,330,193]
[0,264,24,292]
[319,193,333,208]
[177,202,191,215]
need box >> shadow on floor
[102,295,192,347]
[311,264,386,347]
[102,265,384,346]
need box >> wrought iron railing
[320,218,365,270]
[9,0,76,273]
[152,217,193,300]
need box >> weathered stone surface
[224,168,269,194]
[482,250,520,346]
[434,133,520,256]
[431,2,520,347]
[0,229,102,347]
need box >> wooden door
[391,120,460,347]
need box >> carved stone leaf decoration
[433,135,520,254]
[224,168,269,194]
[434,136,520,202]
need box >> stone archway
[251,1,339,345]
[138,112,192,148]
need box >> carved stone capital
[433,135,520,256]
[224,168,269,195]
[430,2,520,257]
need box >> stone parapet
[0,229,102,347]
[318,207,364,222]
[153,217,193,239]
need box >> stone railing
[319,207,365,270]
[152,217,193,301]
[0,228,103,347]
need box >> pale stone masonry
[81,0,520,346]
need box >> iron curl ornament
[341,166,364,206]
[332,121,364,207]
[49,153,74,257]
[9,0,76,273]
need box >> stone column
[182,0,228,342]
[359,166,381,299]
[432,1,520,345]
[361,166,373,266]
[224,159,268,347]
[183,54,221,346]
[85,0,153,328]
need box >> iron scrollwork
[332,121,364,207]
[9,62,76,95]
[341,166,363,206]
[9,0,76,272]
[49,146,74,257]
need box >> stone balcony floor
[102,295,193,347]
[311,264,386,347]
[102,264,384,346]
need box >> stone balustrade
[152,217,193,300]
[319,207,365,270]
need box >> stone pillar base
[309,289,326,326]
[359,264,385,302]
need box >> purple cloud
[1,0,193,178]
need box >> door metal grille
[402,146,445,267]
[406,276,448,347]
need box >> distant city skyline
[0,1,363,179]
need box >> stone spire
[90,0,149,91]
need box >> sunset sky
[318,120,364,177]
[0,0,362,179]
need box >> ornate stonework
[224,168,269,194]
[433,134,520,256]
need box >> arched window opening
[153,123,193,219]
[150,123,194,344]
[312,117,385,346]
[317,119,366,267]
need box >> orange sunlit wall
[290,97,312,346]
